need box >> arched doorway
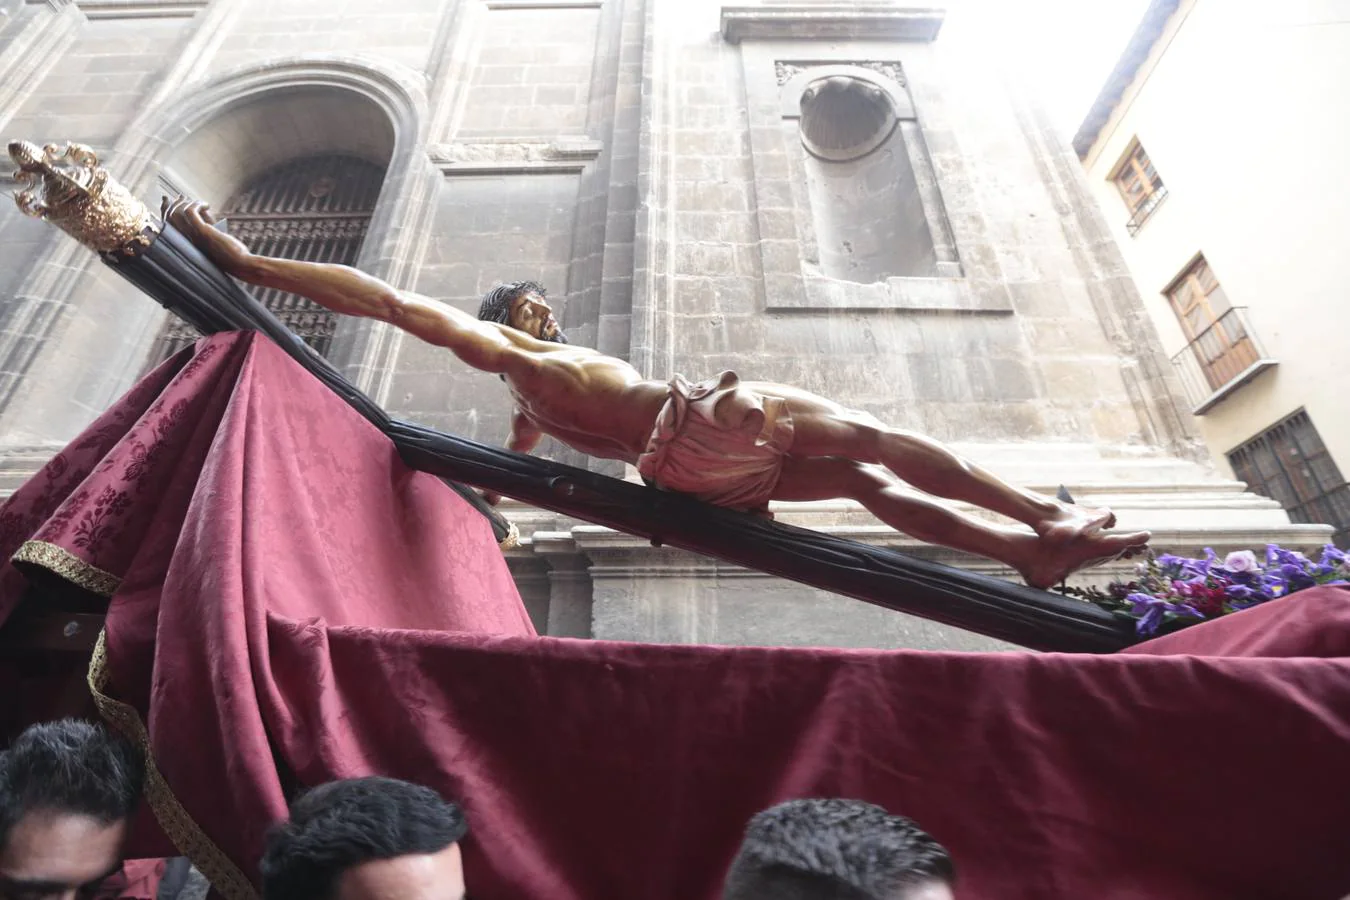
[150,153,385,362]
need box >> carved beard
[505,318,568,344]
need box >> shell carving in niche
[798,75,898,163]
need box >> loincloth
[636,371,795,511]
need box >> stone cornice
[720,5,945,44]
[74,0,207,18]
[429,138,604,175]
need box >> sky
[941,0,1154,138]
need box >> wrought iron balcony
[1170,307,1277,414]
[1125,185,1168,235]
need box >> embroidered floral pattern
[0,336,237,608]
[72,486,133,550]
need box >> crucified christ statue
[165,198,1148,588]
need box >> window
[149,154,384,364]
[1229,411,1350,548]
[1112,140,1166,234]
[1166,256,1258,391]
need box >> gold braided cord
[87,629,260,900]
[499,521,521,551]
[13,540,120,597]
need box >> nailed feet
[1020,505,1149,590]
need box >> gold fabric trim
[13,540,121,597]
[499,521,521,551]
[87,630,260,900]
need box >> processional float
[6,139,1139,653]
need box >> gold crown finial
[8,140,157,258]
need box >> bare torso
[506,344,669,463]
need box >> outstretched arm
[163,197,523,374]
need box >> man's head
[722,799,954,900]
[477,281,567,344]
[0,719,145,900]
[259,776,468,900]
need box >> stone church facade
[0,0,1325,649]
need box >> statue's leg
[752,384,1116,537]
[771,456,1147,588]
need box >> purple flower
[1127,592,1160,612]
[1136,603,1165,636]
[1280,563,1316,590]
[1224,550,1260,574]
[1089,543,1344,636]
[1156,554,1186,572]
[1180,558,1211,578]
[1264,544,1309,568]
[1268,545,1310,568]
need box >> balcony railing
[1170,307,1277,414]
[1125,185,1168,235]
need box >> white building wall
[1082,0,1350,483]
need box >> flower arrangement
[1060,544,1350,636]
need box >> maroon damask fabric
[0,331,532,871]
[0,348,192,622]
[153,603,1350,900]
[93,333,533,873]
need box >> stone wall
[5,16,189,146]
[208,0,444,76]
[450,4,602,139]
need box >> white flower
[1225,550,1260,573]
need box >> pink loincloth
[636,371,795,511]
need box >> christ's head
[477,281,567,344]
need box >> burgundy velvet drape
[2,333,1349,899]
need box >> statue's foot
[1019,520,1150,590]
[1034,503,1116,538]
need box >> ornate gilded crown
[8,140,158,258]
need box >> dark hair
[0,719,145,848]
[259,776,467,900]
[723,799,953,900]
[477,281,547,327]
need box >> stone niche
[764,59,980,311]
[796,71,940,283]
[728,16,1013,314]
